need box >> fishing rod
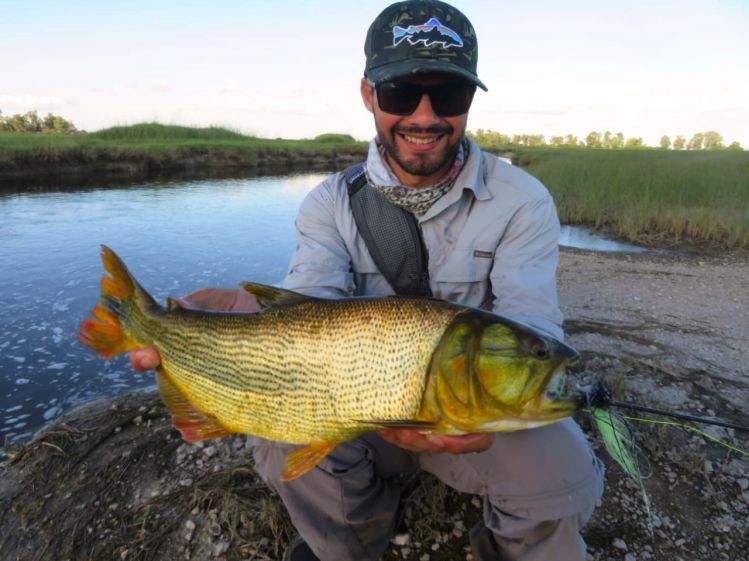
[576,381,749,433]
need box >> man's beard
[378,124,462,178]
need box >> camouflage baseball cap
[364,0,487,91]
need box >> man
[132,1,604,560]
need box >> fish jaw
[417,308,582,434]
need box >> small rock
[624,554,636,561]
[213,540,230,556]
[133,415,143,425]
[203,445,217,458]
[419,554,430,561]
[391,533,410,546]
[737,478,749,491]
[613,538,628,552]
[184,519,196,542]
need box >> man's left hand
[378,429,493,454]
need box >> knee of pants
[483,420,605,522]
[421,419,605,521]
[251,437,400,529]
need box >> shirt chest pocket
[430,247,493,307]
[431,247,493,282]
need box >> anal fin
[156,367,232,441]
[281,441,338,481]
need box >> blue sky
[2,0,748,146]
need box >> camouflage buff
[364,0,487,90]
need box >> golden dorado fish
[78,246,581,480]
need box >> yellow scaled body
[79,246,582,480]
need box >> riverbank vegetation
[0,123,368,178]
[0,110,77,134]
[515,148,749,249]
[1,122,747,249]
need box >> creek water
[0,174,648,446]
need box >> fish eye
[530,341,550,360]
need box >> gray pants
[251,419,604,561]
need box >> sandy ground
[1,247,747,561]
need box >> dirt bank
[0,148,367,186]
[1,248,747,561]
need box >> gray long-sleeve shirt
[282,137,564,340]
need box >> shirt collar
[364,136,490,204]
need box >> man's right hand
[129,287,261,372]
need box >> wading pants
[251,419,604,561]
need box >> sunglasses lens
[431,84,476,117]
[375,82,422,115]
[375,81,476,117]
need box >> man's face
[361,73,473,188]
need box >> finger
[426,433,494,454]
[130,348,161,371]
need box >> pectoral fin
[281,441,338,481]
[360,419,438,430]
[156,367,233,441]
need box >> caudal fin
[77,245,147,359]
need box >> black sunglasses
[374,80,476,117]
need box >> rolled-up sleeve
[282,179,354,299]
[490,195,564,340]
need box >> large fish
[78,246,582,480]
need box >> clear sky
[2,0,748,146]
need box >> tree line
[0,110,77,134]
[468,129,743,151]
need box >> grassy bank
[2,124,748,249]
[0,123,368,177]
[511,148,749,249]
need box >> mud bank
[1,248,747,561]
[0,149,367,187]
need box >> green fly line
[620,415,749,457]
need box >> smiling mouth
[400,133,442,146]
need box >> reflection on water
[559,225,650,253]
[1,175,653,447]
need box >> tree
[549,135,564,147]
[625,137,644,148]
[727,141,743,151]
[673,135,686,150]
[564,134,579,147]
[659,135,671,150]
[0,109,77,134]
[687,132,704,150]
[585,131,602,148]
[703,131,724,150]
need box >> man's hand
[128,287,260,372]
[378,429,494,454]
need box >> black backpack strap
[343,163,431,297]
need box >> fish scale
[126,297,459,443]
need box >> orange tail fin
[77,245,144,359]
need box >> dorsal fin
[240,282,314,310]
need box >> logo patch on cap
[392,17,463,49]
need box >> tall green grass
[90,123,249,141]
[0,123,367,170]
[512,148,749,249]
